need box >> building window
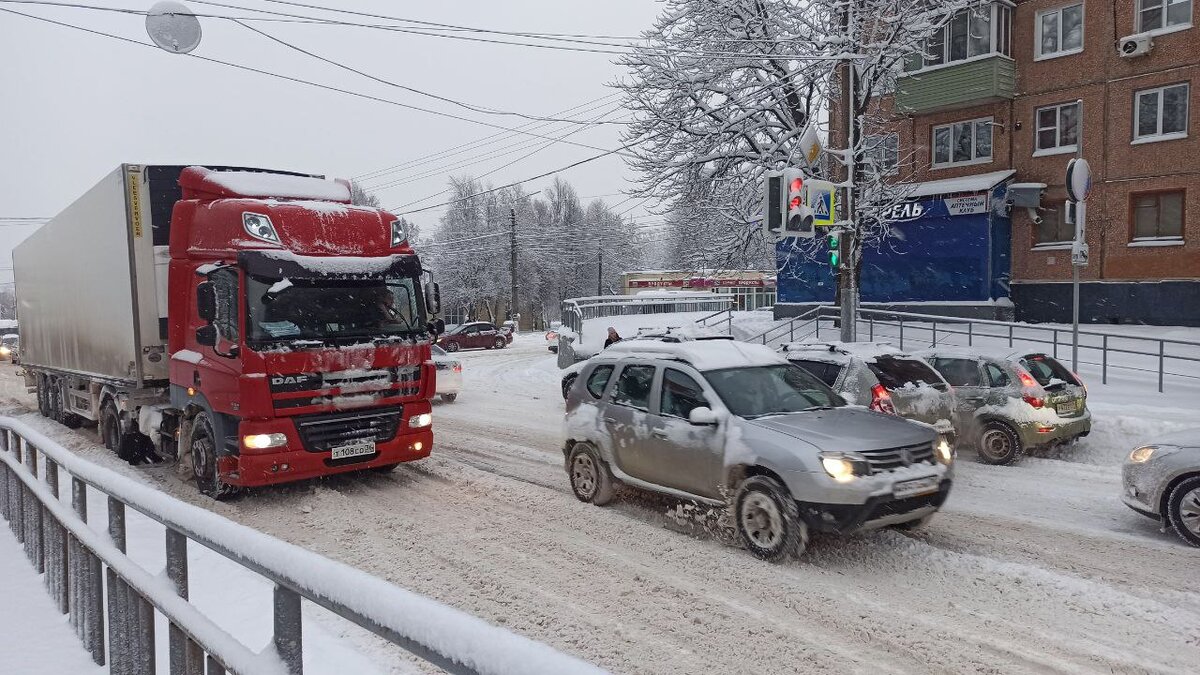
[910,3,1012,71]
[865,134,899,176]
[1138,0,1192,33]
[932,118,993,168]
[1134,83,1189,143]
[1037,4,1084,59]
[1035,102,1081,154]
[1132,191,1184,241]
[1035,203,1074,245]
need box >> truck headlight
[0,346,11,356]
[819,452,868,482]
[409,413,432,429]
[935,438,954,465]
[243,433,287,449]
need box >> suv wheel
[567,443,614,506]
[735,476,807,561]
[1165,476,1200,548]
[977,421,1022,465]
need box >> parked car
[436,321,511,352]
[780,342,957,442]
[0,334,18,362]
[1122,429,1200,547]
[918,348,1091,465]
[431,344,463,402]
[545,321,562,353]
[563,336,954,561]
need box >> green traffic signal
[827,233,840,268]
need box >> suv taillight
[869,384,897,415]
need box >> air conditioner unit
[1118,34,1154,58]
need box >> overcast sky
[0,0,664,287]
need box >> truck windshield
[704,364,845,419]
[245,274,424,347]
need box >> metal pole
[1071,102,1085,372]
[838,0,857,343]
[1158,341,1165,393]
[1102,334,1108,384]
[509,208,519,325]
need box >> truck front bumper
[224,428,432,487]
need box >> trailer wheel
[100,401,121,452]
[190,413,236,500]
[48,377,83,429]
[36,376,51,418]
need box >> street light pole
[509,207,519,326]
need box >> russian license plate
[330,440,375,460]
[1056,400,1080,415]
[893,476,940,499]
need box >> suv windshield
[704,364,844,418]
[1020,354,1079,389]
[868,357,947,391]
[246,275,424,347]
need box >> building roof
[908,169,1016,198]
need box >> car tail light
[453,363,462,373]
[1023,394,1045,409]
[546,331,558,340]
[869,384,897,415]
[1017,369,1038,388]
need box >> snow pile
[171,349,204,364]
[258,251,403,275]
[202,170,351,203]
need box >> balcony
[896,55,1016,114]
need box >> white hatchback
[431,344,463,402]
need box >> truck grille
[272,367,422,410]
[859,442,935,473]
[294,407,402,453]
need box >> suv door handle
[651,430,668,439]
[604,417,617,424]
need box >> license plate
[330,440,376,460]
[893,476,939,499]
[1056,400,1079,415]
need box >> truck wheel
[36,376,51,418]
[190,413,236,500]
[734,475,807,562]
[100,401,122,452]
[977,422,1022,465]
[567,443,614,506]
[1165,475,1200,548]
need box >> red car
[437,321,512,352]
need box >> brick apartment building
[778,0,1200,325]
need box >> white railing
[0,416,605,675]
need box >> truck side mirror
[196,324,217,347]
[196,282,217,322]
[424,282,441,316]
[427,318,446,336]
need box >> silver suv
[562,337,955,561]
[1123,429,1200,547]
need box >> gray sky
[0,0,663,286]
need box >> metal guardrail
[749,307,1200,393]
[0,417,605,675]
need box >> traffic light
[763,171,784,241]
[827,231,840,269]
[782,168,815,238]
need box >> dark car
[437,321,512,352]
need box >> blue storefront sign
[776,179,1013,305]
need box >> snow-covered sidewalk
[0,525,103,674]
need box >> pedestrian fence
[745,307,1200,393]
[0,416,605,675]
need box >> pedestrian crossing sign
[806,181,836,227]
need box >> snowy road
[2,340,1198,674]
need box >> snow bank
[0,417,606,675]
[202,171,351,203]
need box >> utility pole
[509,208,519,326]
[837,0,858,342]
[597,240,604,296]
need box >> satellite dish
[146,1,202,54]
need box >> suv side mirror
[423,282,441,315]
[689,406,719,426]
[196,282,217,322]
[196,324,217,347]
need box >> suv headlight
[819,452,870,482]
[935,437,954,465]
[1129,445,1178,464]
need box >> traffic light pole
[837,0,857,343]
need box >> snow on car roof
[914,346,1048,362]
[605,338,786,371]
[780,341,913,363]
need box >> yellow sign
[127,167,144,238]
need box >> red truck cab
[167,167,437,497]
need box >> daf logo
[272,375,314,386]
[900,448,913,465]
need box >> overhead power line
[0,6,636,158]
